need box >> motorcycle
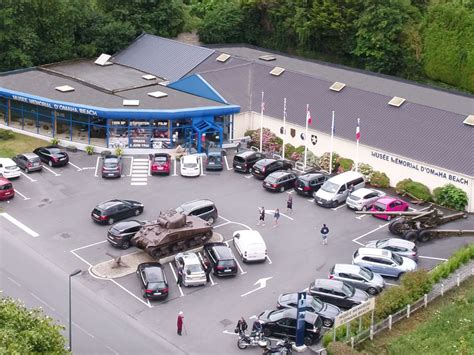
[237,330,269,350]
[262,338,293,355]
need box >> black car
[277,293,341,328]
[251,159,293,180]
[91,199,144,225]
[294,173,328,197]
[203,242,238,276]
[12,153,43,173]
[263,171,298,192]
[205,148,225,171]
[107,220,143,249]
[33,146,69,167]
[233,151,266,173]
[308,279,369,309]
[136,262,169,300]
[258,308,323,345]
[101,155,123,178]
[175,199,218,225]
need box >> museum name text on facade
[12,95,98,116]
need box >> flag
[356,118,361,141]
[306,107,312,125]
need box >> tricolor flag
[306,107,312,125]
[356,118,361,141]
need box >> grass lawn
[357,277,474,355]
[0,130,49,158]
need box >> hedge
[431,244,474,283]
[0,129,14,140]
[433,184,469,211]
[395,178,432,201]
[369,171,390,188]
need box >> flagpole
[355,118,360,173]
[259,91,264,152]
[329,111,335,174]
[304,104,309,170]
[282,98,287,159]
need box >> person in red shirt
[177,311,184,335]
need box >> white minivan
[314,171,365,208]
[0,158,21,179]
[232,230,267,263]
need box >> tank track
[148,231,213,259]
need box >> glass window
[90,124,106,147]
[72,121,89,144]
[23,108,37,133]
[38,113,53,137]
[10,106,23,129]
[56,119,71,141]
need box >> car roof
[176,252,200,265]
[182,155,198,162]
[279,308,319,324]
[234,230,264,243]
[255,158,275,165]
[97,199,124,209]
[380,238,415,248]
[21,152,40,159]
[153,153,170,157]
[236,150,258,158]
[104,155,120,160]
[326,171,364,184]
[140,263,164,281]
[178,199,214,211]
[0,177,12,185]
[376,197,397,204]
[314,278,344,290]
[267,171,289,178]
[357,247,392,258]
[209,243,234,259]
[351,188,376,197]
[112,220,142,230]
[299,172,325,180]
[333,264,363,274]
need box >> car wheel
[207,216,215,225]
[367,287,378,295]
[304,336,315,346]
[135,209,140,216]
[403,230,419,242]
[388,221,404,235]
[331,201,338,208]
[108,218,114,225]
[313,192,318,199]
[262,328,271,337]
[48,160,53,167]
[322,318,333,328]
[121,240,130,249]
[280,186,285,193]
[362,205,367,212]
[25,167,29,173]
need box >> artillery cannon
[131,210,213,259]
[355,206,474,242]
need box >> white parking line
[307,198,314,203]
[225,241,246,275]
[352,223,390,245]
[68,161,82,171]
[0,212,39,237]
[213,221,231,229]
[172,158,177,176]
[13,188,30,200]
[31,292,56,311]
[224,156,232,170]
[72,321,95,338]
[286,190,294,194]
[245,175,253,179]
[219,215,252,230]
[7,277,21,287]
[131,182,147,186]
[356,214,368,220]
[266,255,272,264]
[70,240,107,253]
[331,203,347,211]
[418,256,448,261]
[148,160,151,176]
[109,278,152,308]
[94,156,100,177]
[266,209,293,221]
[200,157,206,176]
[168,263,184,297]
[106,345,119,355]
[127,156,134,176]
[20,171,36,182]
[42,165,60,176]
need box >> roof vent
[216,53,231,63]
[388,96,406,107]
[259,55,276,61]
[55,85,75,93]
[330,82,346,92]
[270,67,285,76]
[463,115,474,126]
[94,54,112,66]
[123,99,139,106]
[148,91,168,99]
[142,74,157,80]
[159,81,170,87]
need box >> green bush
[431,244,474,283]
[50,137,59,146]
[396,178,432,201]
[370,171,390,188]
[319,152,339,172]
[358,163,374,181]
[0,129,14,140]
[433,184,469,211]
[375,286,410,320]
[400,270,433,300]
[395,178,412,193]
[114,147,124,156]
[337,157,354,172]
[85,145,94,155]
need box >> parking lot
[2,149,473,354]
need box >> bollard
[424,294,428,308]
[388,315,392,331]
[407,304,411,319]
[441,283,444,296]
[457,273,460,287]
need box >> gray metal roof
[113,34,215,82]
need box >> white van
[0,158,21,179]
[232,230,267,263]
[314,171,365,208]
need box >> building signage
[334,298,375,328]
[11,94,98,116]
[371,151,469,186]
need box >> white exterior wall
[233,112,474,213]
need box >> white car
[346,188,385,211]
[180,155,200,177]
[232,230,267,262]
[0,158,21,179]
[174,252,206,287]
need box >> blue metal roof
[168,74,228,104]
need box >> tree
[198,1,245,43]
[0,298,67,353]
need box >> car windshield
[341,283,354,296]
[110,226,121,234]
[49,148,61,154]
[374,202,387,211]
[185,264,202,273]
[321,181,338,193]
[149,281,166,289]
[104,160,118,167]
[268,310,284,322]
[184,163,197,168]
[392,253,403,265]
[359,267,374,280]
[265,175,277,183]
[349,194,361,201]
[309,298,323,312]
[154,156,167,162]
[375,239,389,248]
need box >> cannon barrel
[355,210,428,216]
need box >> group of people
[176,257,212,287]
[235,317,263,335]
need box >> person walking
[177,266,184,287]
[273,208,280,227]
[236,317,248,335]
[257,207,265,226]
[203,257,211,283]
[286,195,293,214]
[320,224,329,245]
[177,311,184,335]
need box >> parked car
[365,238,418,261]
[174,252,207,287]
[0,177,14,200]
[91,199,144,225]
[0,158,21,179]
[308,279,369,309]
[203,242,238,277]
[107,220,143,249]
[232,230,267,262]
[33,146,69,167]
[175,199,218,225]
[263,171,297,192]
[352,248,417,278]
[294,172,329,197]
[12,153,42,173]
[329,264,385,295]
[258,308,322,345]
[251,159,293,180]
[150,153,171,175]
[205,148,225,171]
[314,171,365,207]
[101,155,123,178]
[370,197,409,220]
[276,293,341,328]
[346,188,385,211]
[136,262,169,300]
[233,151,265,173]
[180,155,200,177]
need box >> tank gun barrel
[355,210,428,216]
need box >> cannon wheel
[403,230,419,242]
[418,230,433,243]
[389,220,405,235]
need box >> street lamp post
[68,269,81,352]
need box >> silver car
[174,252,206,287]
[329,264,385,295]
[346,188,385,211]
[12,153,43,173]
[352,248,417,278]
[365,238,418,261]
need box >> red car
[370,197,409,220]
[150,153,171,175]
[0,177,15,200]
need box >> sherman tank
[131,210,213,258]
